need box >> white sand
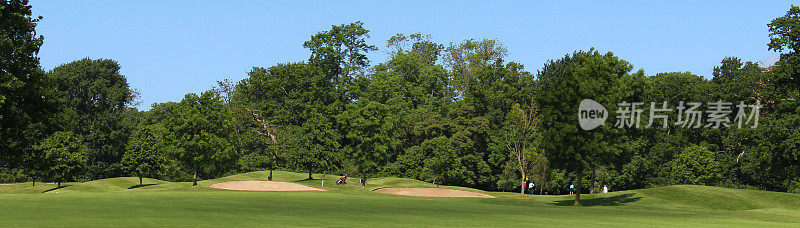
[373,187,494,198]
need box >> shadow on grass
[42,185,68,193]
[128,184,157,189]
[551,193,643,206]
[293,176,335,182]
[292,178,313,183]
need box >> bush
[669,145,723,186]
[0,168,28,183]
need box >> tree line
[2,0,799,204]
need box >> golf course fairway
[1,171,798,227]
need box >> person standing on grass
[569,184,574,195]
[528,182,535,194]
[603,185,609,193]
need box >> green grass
[1,171,799,227]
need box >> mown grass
[1,171,799,227]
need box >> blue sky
[30,1,794,110]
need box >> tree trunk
[269,153,275,181]
[58,182,61,188]
[139,176,143,186]
[32,179,35,187]
[308,170,313,180]
[192,169,198,186]
[590,167,596,194]
[520,172,526,196]
[574,167,582,206]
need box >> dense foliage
[0,0,50,181]
[47,58,138,178]
[2,1,800,204]
[34,131,88,188]
[122,123,170,186]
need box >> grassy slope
[1,171,799,227]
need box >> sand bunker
[209,181,324,192]
[373,187,494,198]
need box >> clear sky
[30,0,794,110]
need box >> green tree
[284,111,340,180]
[244,109,281,181]
[493,103,541,196]
[46,58,138,178]
[369,33,450,108]
[527,153,550,194]
[670,145,723,185]
[766,5,800,107]
[0,0,51,180]
[388,103,493,189]
[304,21,377,102]
[720,5,800,193]
[421,136,457,186]
[165,91,235,186]
[536,49,637,205]
[445,39,536,190]
[710,57,765,102]
[336,98,401,181]
[363,34,453,184]
[35,131,88,188]
[122,124,170,186]
[235,63,331,126]
[237,144,276,173]
[613,71,711,190]
[769,6,800,57]
[236,63,337,179]
[735,114,800,192]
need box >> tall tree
[35,131,88,188]
[723,5,800,193]
[47,58,138,178]
[236,63,337,179]
[247,109,280,181]
[304,21,377,103]
[495,103,540,196]
[766,5,800,107]
[337,98,401,179]
[0,0,50,179]
[284,111,340,180]
[536,49,636,205]
[364,34,453,184]
[165,91,234,186]
[441,39,536,189]
[122,123,170,186]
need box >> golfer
[569,184,574,195]
[528,182,534,194]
